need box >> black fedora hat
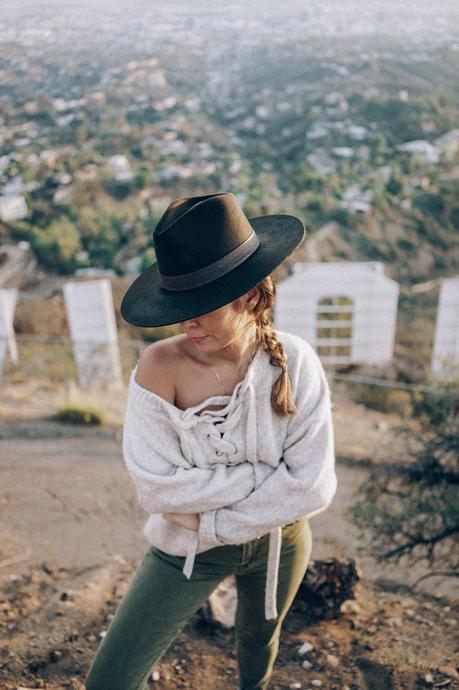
[120,191,305,327]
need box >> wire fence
[1,333,439,396]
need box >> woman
[85,192,337,690]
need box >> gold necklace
[206,334,259,396]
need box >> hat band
[159,230,260,291]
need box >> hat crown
[153,192,254,277]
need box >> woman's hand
[162,512,200,532]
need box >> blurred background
[0,0,458,389]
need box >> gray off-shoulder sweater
[122,329,337,620]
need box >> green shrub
[329,207,351,225]
[50,406,104,425]
[348,383,412,416]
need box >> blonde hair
[250,274,297,417]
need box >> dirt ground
[0,382,458,689]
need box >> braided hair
[251,274,297,417]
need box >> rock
[297,641,314,655]
[438,666,459,679]
[67,680,84,690]
[413,615,425,623]
[99,630,107,638]
[5,574,20,583]
[294,558,360,622]
[302,660,313,670]
[49,648,63,662]
[387,617,402,627]
[27,659,47,672]
[367,625,377,633]
[65,631,79,642]
[351,619,362,629]
[311,681,322,687]
[340,600,361,615]
[424,674,434,685]
[151,670,160,681]
[401,598,416,608]
[289,683,302,689]
[325,654,339,668]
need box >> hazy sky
[1,0,458,41]
[1,0,459,14]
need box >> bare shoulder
[135,335,184,404]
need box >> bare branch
[378,523,459,561]
[410,570,459,590]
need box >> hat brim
[120,214,305,327]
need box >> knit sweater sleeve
[198,341,337,547]
[122,384,257,515]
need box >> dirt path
[0,420,455,599]
[1,397,458,689]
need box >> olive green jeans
[84,517,312,690]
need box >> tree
[76,208,120,268]
[348,377,459,588]
[33,218,82,274]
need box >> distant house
[107,155,133,182]
[397,140,439,164]
[76,164,98,182]
[53,185,75,205]
[74,268,116,278]
[155,164,193,181]
[340,184,373,213]
[162,139,189,156]
[2,177,39,195]
[346,124,368,141]
[332,146,354,158]
[154,96,177,111]
[275,261,399,368]
[306,123,329,140]
[0,195,28,222]
[56,113,76,127]
[307,150,336,175]
[39,149,58,166]
[434,129,459,161]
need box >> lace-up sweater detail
[122,330,337,620]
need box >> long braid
[252,275,297,417]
